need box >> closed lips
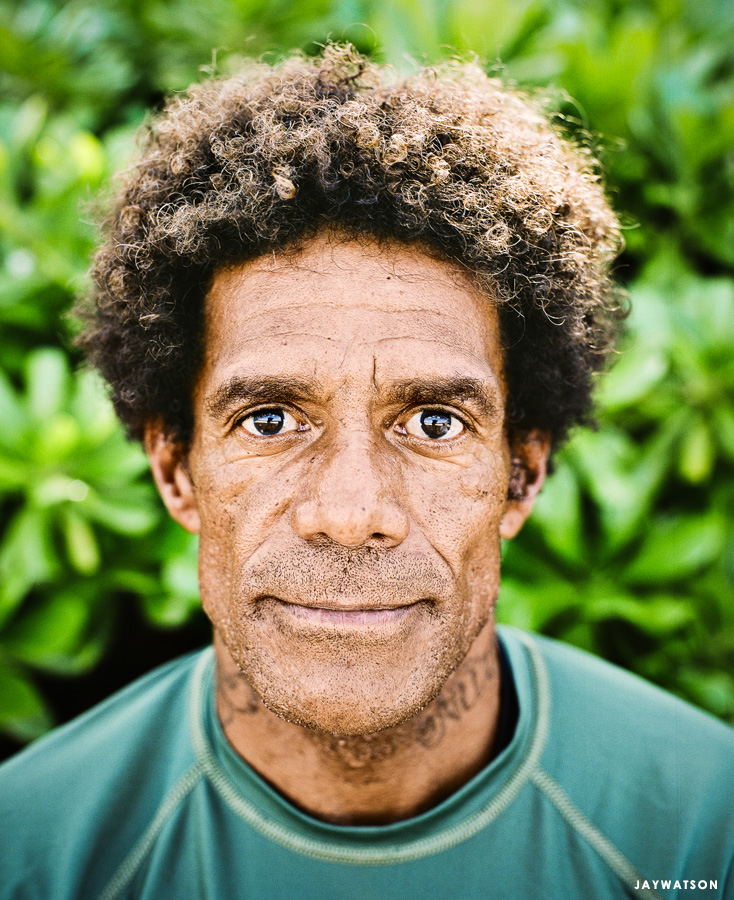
[275,601,417,625]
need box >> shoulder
[502,628,734,881]
[523,628,734,760]
[0,649,205,788]
[0,649,208,899]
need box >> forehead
[200,235,505,391]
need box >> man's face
[156,234,542,735]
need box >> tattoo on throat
[217,669,260,728]
[319,643,498,767]
[413,645,497,750]
[215,643,497,763]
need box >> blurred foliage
[0,0,732,743]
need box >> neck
[214,621,502,825]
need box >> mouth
[265,597,423,628]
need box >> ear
[499,430,551,540]
[144,422,201,534]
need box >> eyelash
[234,405,306,431]
[232,405,473,438]
[394,407,472,435]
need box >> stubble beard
[203,538,497,737]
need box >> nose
[291,432,410,549]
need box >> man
[1,45,732,900]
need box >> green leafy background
[1,0,733,754]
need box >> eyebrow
[382,377,502,420]
[205,375,321,419]
[205,374,502,422]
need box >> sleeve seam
[531,766,663,900]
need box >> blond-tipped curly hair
[79,44,625,449]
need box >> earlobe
[144,423,201,534]
[499,430,550,540]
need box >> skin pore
[146,233,548,825]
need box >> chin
[259,686,433,736]
[242,652,452,737]
[218,599,477,736]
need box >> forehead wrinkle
[241,316,487,356]
[372,333,504,378]
[214,301,485,328]
[371,331,488,354]
[214,324,483,368]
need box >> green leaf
[69,131,105,182]
[528,461,587,566]
[60,507,100,574]
[30,413,80,465]
[162,552,200,601]
[623,514,727,585]
[0,453,31,491]
[0,664,52,741]
[0,506,59,625]
[0,369,28,451]
[74,432,149,484]
[567,414,687,554]
[140,590,202,628]
[496,578,537,631]
[714,406,734,464]
[598,344,668,411]
[501,537,565,583]
[585,594,695,636]
[141,536,201,626]
[3,587,107,675]
[10,95,48,152]
[25,347,69,421]
[678,669,734,718]
[508,578,581,631]
[678,417,714,483]
[82,485,160,535]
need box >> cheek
[403,453,509,563]
[195,456,297,550]
[192,456,302,622]
[402,453,508,641]
[457,460,509,507]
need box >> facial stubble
[208,541,498,737]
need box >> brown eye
[242,408,299,436]
[404,409,464,440]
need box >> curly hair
[78,44,625,450]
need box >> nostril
[291,482,409,548]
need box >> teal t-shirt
[1,627,733,900]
